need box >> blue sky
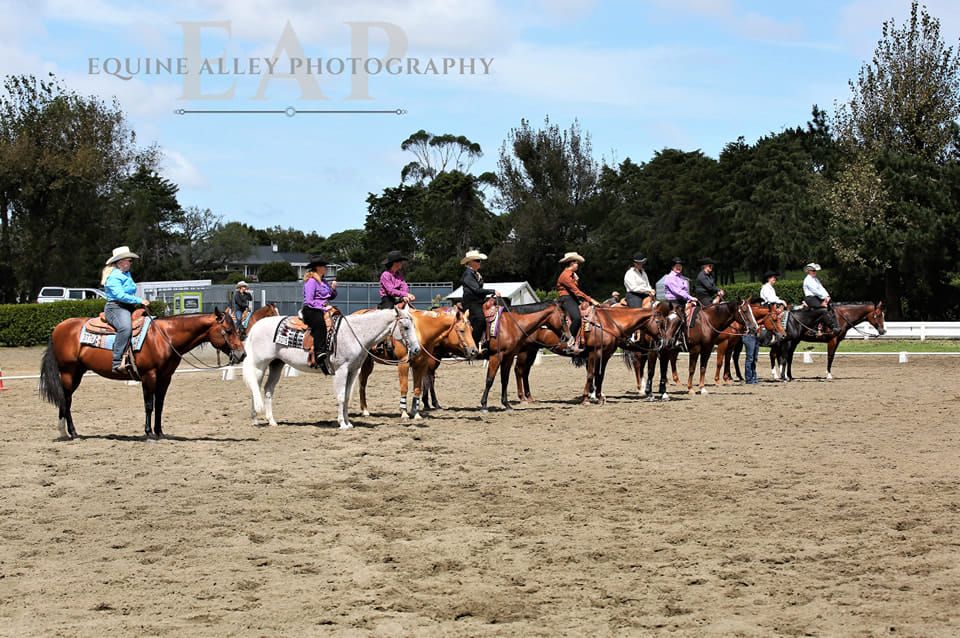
[4,0,957,237]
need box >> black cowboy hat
[631,253,648,264]
[698,257,717,266]
[382,250,408,267]
[763,270,780,281]
[306,255,329,269]
[671,257,685,265]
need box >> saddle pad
[487,307,503,339]
[274,315,340,353]
[79,317,153,352]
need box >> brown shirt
[557,269,589,301]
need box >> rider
[378,251,416,309]
[760,271,787,306]
[233,281,253,334]
[803,262,838,333]
[460,249,497,351]
[101,246,148,374]
[693,258,724,306]
[624,254,656,308]
[302,256,337,368]
[557,252,600,354]
[663,258,697,326]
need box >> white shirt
[760,282,786,305]
[803,274,829,300]
[624,267,653,294]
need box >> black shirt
[693,270,719,301]
[461,267,494,305]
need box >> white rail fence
[846,321,960,340]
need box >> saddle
[84,309,148,336]
[275,308,341,357]
[482,297,503,339]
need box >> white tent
[447,281,540,306]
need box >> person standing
[624,254,655,308]
[743,330,759,384]
[302,256,337,369]
[460,249,497,349]
[101,246,147,374]
[693,258,724,306]
[557,252,600,353]
[603,291,622,306]
[378,251,415,309]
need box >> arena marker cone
[0,367,6,391]
[534,350,543,366]
[802,352,814,364]
[221,366,236,381]
[284,365,299,377]
[898,351,909,363]
[126,379,139,386]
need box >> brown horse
[357,306,478,420]
[679,299,758,395]
[242,303,279,334]
[772,302,886,381]
[480,301,567,412]
[622,303,685,401]
[713,302,785,384]
[39,309,245,439]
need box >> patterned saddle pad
[79,316,153,352]
[273,315,340,353]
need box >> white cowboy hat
[235,281,249,289]
[460,249,488,265]
[559,252,585,264]
[804,262,822,271]
[105,246,139,265]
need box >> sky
[3,0,959,237]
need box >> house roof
[229,245,312,265]
[447,281,539,302]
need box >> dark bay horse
[39,310,245,439]
[679,299,758,395]
[481,301,567,412]
[772,302,886,381]
[713,302,785,384]
[623,303,684,401]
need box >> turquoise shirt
[104,269,143,305]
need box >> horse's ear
[214,307,223,320]
[461,308,469,320]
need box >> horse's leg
[826,338,839,380]
[342,365,360,429]
[514,349,528,402]
[581,353,595,404]
[643,351,656,398]
[657,349,671,401]
[595,352,609,405]
[714,340,726,385]
[152,370,173,439]
[242,354,266,425]
[480,350,501,413]
[698,348,711,395]
[686,348,697,394]
[410,361,426,421]
[671,349,680,384]
[141,372,157,439]
[785,340,797,381]
[335,365,352,429]
[769,346,779,379]
[263,359,285,426]
[499,352,515,411]
[426,363,442,409]
[732,340,744,381]
[59,366,84,439]
[522,347,536,401]
[398,361,410,420]
[358,355,374,417]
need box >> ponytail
[303,270,322,283]
[100,266,115,286]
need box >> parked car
[37,287,106,303]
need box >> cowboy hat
[460,249,488,265]
[382,250,408,267]
[698,257,717,266]
[559,252,585,264]
[105,246,139,265]
[763,271,780,281]
[306,256,330,269]
[631,253,648,264]
[671,257,685,265]
[235,281,249,289]
[804,262,822,271]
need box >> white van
[37,287,106,303]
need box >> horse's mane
[834,301,876,307]
[506,301,556,314]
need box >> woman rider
[233,281,253,335]
[101,246,148,374]
[556,252,600,354]
[460,249,498,350]
[302,256,337,368]
[378,251,416,309]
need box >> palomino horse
[242,307,421,429]
[680,299,758,395]
[713,302,786,384]
[39,309,245,439]
[480,301,567,412]
[772,302,886,381]
[357,306,478,420]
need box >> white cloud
[647,0,807,44]
[160,148,207,188]
[838,0,960,57]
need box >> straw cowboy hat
[559,252,585,264]
[804,262,822,272]
[105,246,139,265]
[382,250,408,267]
[460,249,488,265]
[235,281,249,289]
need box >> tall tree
[111,165,183,280]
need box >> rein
[339,313,412,366]
[496,301,565,349]
[584,310,665,352]
[150,314,235,370]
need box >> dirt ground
[1,345,958,637]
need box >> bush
[0,299,167,347]
[722,279,805,304]
[258,261,299,282]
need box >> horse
[357,306,478,421]
[676,299,758,395]
[771,302,886,381]
[622,303,685,401]
[242,306,421,429]
[242,303,279,334]
[480,300,567,413]
[713,302,786,384]
[38,309,246,440]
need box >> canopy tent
[446,281,540,306]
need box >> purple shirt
[303,277,337,310]
[663,271,694,302]
[379,270,409,298]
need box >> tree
[400,129,483,184]
[311,228,365,264]
[111,165,184,280]
[180,206,222,270]
[362,185,422,277]
[258,260,298,282]
[205,222,255,267]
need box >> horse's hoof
[826,373,834,380]
[400,411,409,420]
[413,412,423,421]
[645,394,657,402]
[480,408,488,414]
[339,422,353,430]
[688,390,695,395]
[660,393,671,402]
[362,410,371,417]
[502,405,514,412]
[268,420,278,427]
[432,404,443,410]
[700,388,708,396]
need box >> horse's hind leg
[153,372,173,438]
[358,355,374,417]
[499,353,515,411]
[263,360,285,426]
[242,355,266,424]
[671,350,680,384]
[59,367,84,439]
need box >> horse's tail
[623,350,639,372]
[38,338,65,409]
[571,353,587,368]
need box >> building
[446,281,540,306]
[226,244,311,281]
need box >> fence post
[920,323,926,342]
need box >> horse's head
[447,308,478,359]
[765,303,786,335]
[736,298,760,334]
[658,302,684,347]
[212,307,246,363]
[394,306,422,358]
[869,301,887,335]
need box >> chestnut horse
[242,303,279,334]
[357,306,478,420]
[39,309,245,440]
[713,302,785,384]
[480,301,567,412]
[679,299,758,395]
[771,302,886,381]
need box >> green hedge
[0,299,167,347]
[720,279,807,304]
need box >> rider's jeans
[104,302,133,367]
